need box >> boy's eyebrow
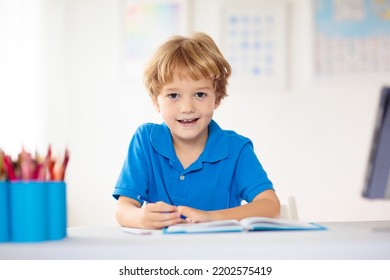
[163,86,212,92]
[163,87,180,92]
[194,87,213,91]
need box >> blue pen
[137,195,187,220]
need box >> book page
[164,220,243,233]
[240,217,326,230]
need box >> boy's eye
[168,93,179,99]
[195,92,207,98]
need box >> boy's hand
[177,206,212,223]
[140,201,183,229]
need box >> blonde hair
[143,32,231,104]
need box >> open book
[163,217,326,234]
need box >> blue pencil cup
[10,182,48,242]
[0,182,9,242]
[9,181,67,242]
[47,181,67,240]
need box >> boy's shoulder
[135,122,169,141]
[136,122,164,133]
[224,129,252,145]
[136,122,155,131]
[209,120,252,146]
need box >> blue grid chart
[222,2,287,89]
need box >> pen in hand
[137,195,187,220]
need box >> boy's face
[153,74,218,147]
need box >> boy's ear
[214,98,221,109]
[151,96,160,112]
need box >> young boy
[113,32,280,229]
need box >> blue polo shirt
[113,120,274,210]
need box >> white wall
[0,0,48,154]
[1,0,390,226]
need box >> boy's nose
[180,98,195,113]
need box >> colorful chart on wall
[314,0,390,77]
[220,0,288,90]
[123,0,189,81]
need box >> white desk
[1,221,389,260]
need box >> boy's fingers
[177,205,191,216]
[150,211,181,221]
[151,218,182,229]
[143,202,181,223]
[177,206,195,222]
[153,201,178,212]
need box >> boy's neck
[173,136,207,170]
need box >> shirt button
[179,175,185,180]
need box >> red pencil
[3,155,16,181]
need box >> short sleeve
[233,142,274,202]
[112,126,150,204]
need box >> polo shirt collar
[150,120,229,164]
[201,120,229,163]
[150,123,175,159]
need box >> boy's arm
[116,196,183,229]
[177,189,281,223]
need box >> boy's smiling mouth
[177,118,199,124]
